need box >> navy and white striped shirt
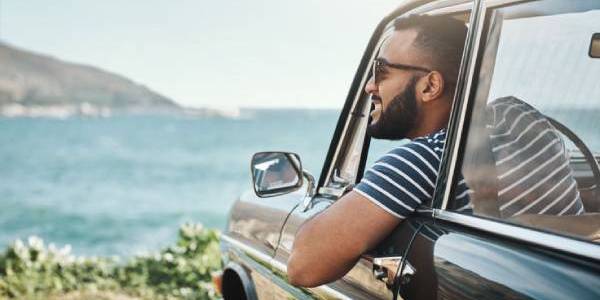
[355,129,471,219]
[488,97,584,217]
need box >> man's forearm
[287,214,360,287]
[286,191,401,287]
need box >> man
[287,15,469,287]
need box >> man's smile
[370,97,382,120]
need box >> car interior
[457,7,600,243]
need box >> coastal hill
[0,42,182,117]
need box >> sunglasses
[372,58,432,84]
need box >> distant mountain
[0,42,181,117]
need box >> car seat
[462,96,585,218]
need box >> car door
[397,1,600,299]
[267,1,478,299]
[222,188,309,298]
[219,1,456,298]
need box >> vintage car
[218,0,600,299]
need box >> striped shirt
[488,97,584,217]
[355,129,471,219]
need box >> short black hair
[394,14,468,90]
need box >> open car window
[363,11,472,181]
[450,0,600,243]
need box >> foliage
[0,223,222,300]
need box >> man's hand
[286,191,401,287]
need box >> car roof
[390,0,471,16]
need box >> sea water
[0,110,341,256]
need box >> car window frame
[318,27,395,198]
[360,2,480,205]
[316,11,396,199]
[318,0,479,202]
[435,0,600,261]
[315,0,446,198]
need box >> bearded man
[287,14,469,287]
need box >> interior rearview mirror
[251,152,303,197]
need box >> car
[217,0,600,299]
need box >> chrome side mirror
[590,33,600,58]
[251,152,303,197]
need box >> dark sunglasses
[372,58,432,84]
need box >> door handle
[371,256,416,287]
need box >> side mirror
[590,33,600,58]
[251,152,303,197]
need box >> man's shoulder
[385,129,446,159]
[355,129,448,219]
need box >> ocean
[0,110,341,256]
[1,108,597,257]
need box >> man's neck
[407,124,446,139]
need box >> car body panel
[399,216,600,299]
[274,198,424,299]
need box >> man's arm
[286,190,401,287]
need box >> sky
[0,0,400,109]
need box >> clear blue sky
[1,0,399,109]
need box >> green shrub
[0,223,222,300]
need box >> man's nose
[365,76,378,95]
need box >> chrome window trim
[435,0,487,210]
[221,234,278,270]
[414,0,530,16]
[324,0,480,198]
[408,0,473,15]
[433,209,600,261]
[485,0,533,8]
[221,234,353,300]
[322,27,394,192]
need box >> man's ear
[417,71,445,103]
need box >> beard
[367,76,419,140]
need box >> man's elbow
[287,252,323,287]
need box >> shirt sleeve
[354,141,440,219]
